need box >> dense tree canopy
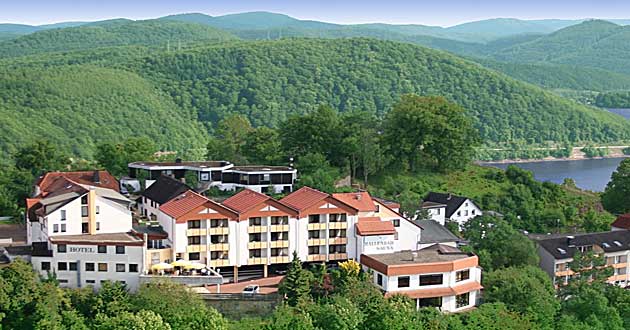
[602,158,630,214]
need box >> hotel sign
[69,246,95,253]
[363,235,395,254]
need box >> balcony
[270,240,289,248]
[308,223,326,230]
[329,253,348,260]
[307,255,327,262]
[209,259,230,268]
[270,256,290,264]
[187,228,207,236]
[329,237,347,245]
[308,238,326,246]
[248,241,267,249]
[248,226,266,234]
[248,257,267,265]
[270,225,289,232]
[209,243,229,251]
[329,222,347,229]
[186,245,207,253]
[208,227,229,235]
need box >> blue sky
[4,0,630,26]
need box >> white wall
[140,196,161,219]
[397,220,422,251]
[449,200,482,227]
[95,196,132,234]
[45,198,84,237]
[426,207,446,225]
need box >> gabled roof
[222,189,272,214]
[36,170,119,196]
[536,230,630,259]
[333,192,377,212]
[612,214,630,230]
[372,196,401,210]
[142,175,190,205]
[424,192,477,218]
[414,220,461,244]
[281,186,330,211]
[160,190,238,219]
[356,217,396,236]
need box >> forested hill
[124,38,628,145]
[0,20,237,58]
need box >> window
[419,274,443,286]
[116,246,125,254]
[393,219,400,227]
[69,262,77,271]
[308,214,320,224]
[82,223,88,233]
[308,230,320,239]
[375,204,380,212]
[271,248,289,257]
[96,222,100,231]
[436,208,441,215]
[98,263,108,272]
[464,210,469,216]
[53,224,59,233]
[98,245,107,253]
[85,263,95,272]
[116,264,125,272]
[329,244,346,253]
[129,264,138,273]
[248,217,262,226]
[211,235,228,244]
[398,276,410,288]
[41,262,51,271]
[419,297,442,308]
[58,262,68,271]
[472,210,476,215]
[377,274,383,286]
[249,233,262,242]
[188,220,201,229]
[457,211,461,217]
[96,206,100,214]
[308,246,320,255]
[456,293,470,308]
[189,252,200,260]
[57,244,67,253]
[81,195,88,204]
[249,249,262,258]
[329,213,347,222]
[58,279,68,284]
[86,280,95,284]
[271,216,288,225]
[211,219,228,228]
[188,236,202,245]
[271,232,288,241]
[60,210,66,221]
[329,229,346,238]
[456,269,470,282]
[81,206,88,217]
[60,224,66,232]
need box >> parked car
[242,285,260,294]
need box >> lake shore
[476,154,630,165]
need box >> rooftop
[356,217,396,236]
[612,214,630,230]
[365,244,473,266]
[535,230,630,259]
[159,190,210,219]
[280,186,329,211]
[132,222,168,238]
[424,192,477,218]
[222,189,271,213]
[129,160,231,169]
[415,220,461,244]
[49,232,143,245]
[36,170,119,195]
[228,166,295,173]
[333,192,377,212]
[142,175,190,205]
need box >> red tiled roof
[222,189,271,213]
[280,186,329,211]
[356,217,396,236]
[612,214,630,229]
[159,190,210,219]
[36,170,119,196]
[333,192,377,212]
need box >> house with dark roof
[531,230,630,287]
[422,192,482,227]
[139,175,190,220]
[612,214,630,231]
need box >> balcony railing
[248,226,266,233]
[270,256,290,264]
[209,243,229,251]
[186,245,207,253]
[248,257,267,265]
[187,228,207,236]
[329,222,347,229]
[329,237,347,245]
[308,223,326,230]
[307,255,327,262]
[208,227,229,235]
[248,241,267,249]
[308,238,326,246]
[270,240,289,248]
[270,225,289,232]
[329,253,347,260]
[209,259,230,268]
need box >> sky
[3,0,630,27]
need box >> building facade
[422,192,482,227]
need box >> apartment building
[128,159,297,194]
[533,231,630,287]
[361,244,482,312]
[24,171,145,290]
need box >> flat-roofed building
[360,244,482,312]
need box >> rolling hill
[0,19,237,58]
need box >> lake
[607,108,630,119]
[486,157,627,192]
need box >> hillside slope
[0,65,208,158]
[126,38,630,144]
[0,19,237,58]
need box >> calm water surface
[487,157,627,192]
[606,108,630,119]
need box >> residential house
[139,175,190,220]
[422,192,482,227]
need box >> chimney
[447,193,452,200]
[92,171,101,184]
[355,193,361,200]
[567,235,575,247]
[411,252,418,261]
[33,185,41,197]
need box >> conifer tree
[278,251,312,306]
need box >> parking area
[204,275,284,294]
